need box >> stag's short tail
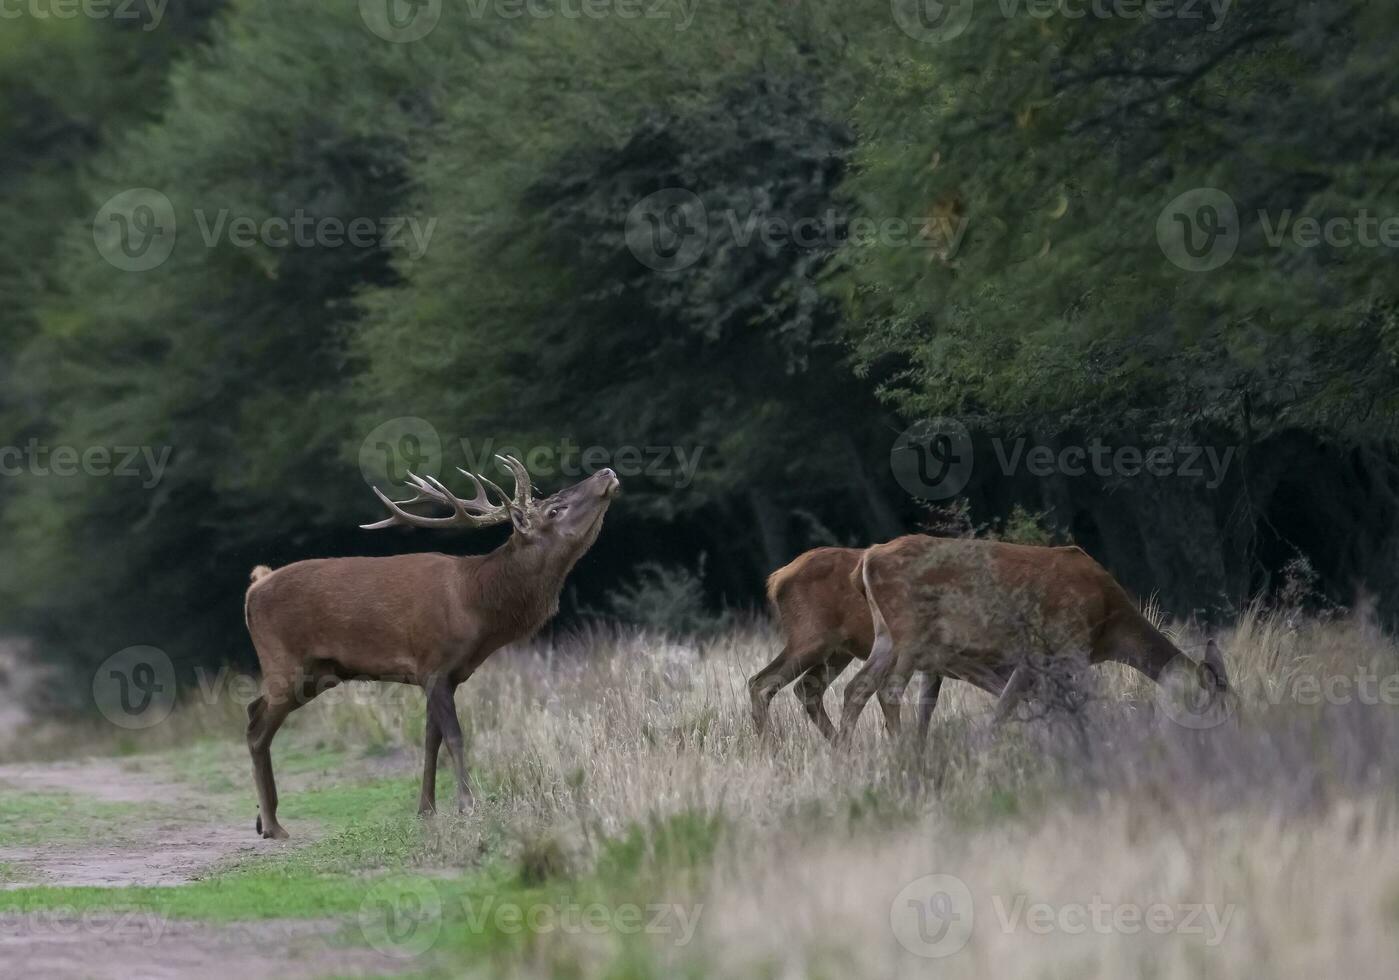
[245,566,275,637]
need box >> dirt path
[0,756,410,978]
[0,914,403,980]
[0,757,262,888]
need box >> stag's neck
[458,536,579,643]
[1101,599,1183,680]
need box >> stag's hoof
[261,824,290,840]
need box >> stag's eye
[547,505,565,519]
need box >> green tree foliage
[838,0,1399,435]
[2,0,1398,682]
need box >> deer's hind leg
[837,622,904,745]
[915,671,945,742]
[748,642,831,737]
[247,668,331,840]
[247,685,296,840]
[793,652,853,742]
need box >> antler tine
[457,467,512,514]
[494,454,537,512]
[361,469,512,531]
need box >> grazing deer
[243,456,619,839]
[749,547,943,741]
[836,535,1229,743]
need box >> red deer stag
[749,547,943,742]
[836,535,1229,743]
[243,456,619,839]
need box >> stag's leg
[991,663,1034,725]
[836,628,901,745]
[247,689,297,840]
[749,644,829,737]
[418,712,443,816]
[877,671,907,738]
[425,680,475,812]
[915,671,945,742]
[793,653,853,742]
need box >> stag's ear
[1200,637,1228,692]
[1204,637,1226,672]
[509,506,531,535]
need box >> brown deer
[836,535,1229,743]
[243,455,619,839]
[749,547,943,741]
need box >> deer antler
[493,454,536,513]
[362,455,536,531]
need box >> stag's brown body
[836,534,1229,741]
[244,458,619,839]
[749,546,942,741]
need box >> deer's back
[862,535,1119,673]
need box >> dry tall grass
[278,604,1399,977]
[13,604,1399,976]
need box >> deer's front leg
[418,711,442,816]
[424,679,475,812]
[991,662,1033,725]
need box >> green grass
[0,788,147,845]
[4,755,724,978]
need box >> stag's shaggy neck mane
[460,522,605,639]
[1106,605,1185,679]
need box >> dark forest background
[3,0,1399,683]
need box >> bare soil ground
[0,756,407,978]
[0,757,259,888]
[0,914,400,980]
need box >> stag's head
[1157,636,1234,728]
[362,455,620,563]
